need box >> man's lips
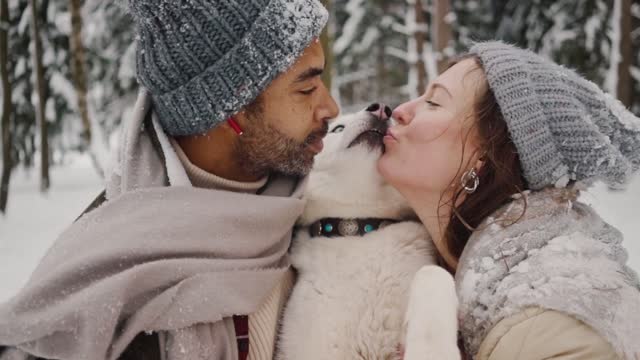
[306,127,328,154]
[307,137,324,154]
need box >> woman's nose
[392,106,410,125]
[391,99,420,125]
[366,103,393,121]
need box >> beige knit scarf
[0,90,306,360]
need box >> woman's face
[378,59,486,196]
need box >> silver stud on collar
[338,219,359,236]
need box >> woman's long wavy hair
[438,54,528,273]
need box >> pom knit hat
[470,41,640,190]
[123,0,328,136]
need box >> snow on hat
[123,0,328,136]
[470,41,640,190]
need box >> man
[0,0,338,359]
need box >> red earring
[227,117,244,135]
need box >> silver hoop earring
[461,168,479,194]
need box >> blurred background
[0,0,639,300]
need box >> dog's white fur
[277,111,460,360]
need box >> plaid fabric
[233,315,249,360]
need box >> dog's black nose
[366,103,392,121]
[366,103,380,112]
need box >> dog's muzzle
[347,116,390,150]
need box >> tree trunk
[618,0,632,106]
[413,0,427,95]
[432,0,452,74]
[0,0,12,213]
[70,0,105,177]
[632,0,640,114]
[70,0,92,144]
[320,0,334,95]
[29,0,49,192]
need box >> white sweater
[172,139,295,360]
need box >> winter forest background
[1,0,640,300]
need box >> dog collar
[308,218,399,237]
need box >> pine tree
[6,0,79,170]
[450,0,498,52]
[3,0,131,180]
[333,0,388,107]
[452,0,621,96]
[9,0,38,169]
[35,0,81,161]
[332,0,433,109]
[83,0,136,141]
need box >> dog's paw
[403,265,460,360]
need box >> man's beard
[234,113,328,178]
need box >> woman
[378,41,640,360]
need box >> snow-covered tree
[452,0,639,115]
[7,0,38,168]
[333,0,439,109]
[456,0,614,83]
[3,0,134,175]
[6,0,78,170]
[333,0,404,109]
[2,0,637,194]
[83,0,136,153]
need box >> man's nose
[366,103,392,121]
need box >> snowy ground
[0,154,103,302]
[1,154,639,302]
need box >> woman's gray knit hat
[470,41,640,190]
[123,0,328,136]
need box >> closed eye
[299,87,317,95]
[426,100,440,108]
[331,125,345,133]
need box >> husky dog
[277,104,460,360]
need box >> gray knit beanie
[123,0,328,136]
[469,41,640,190]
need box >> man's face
[235,41,339,177]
